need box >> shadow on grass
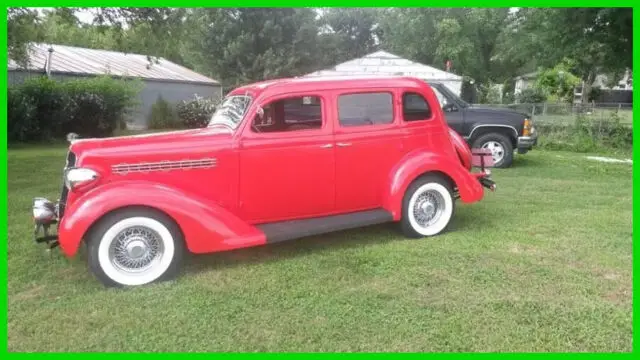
[182,206,492,276]
[510,153,544,168]
[184,223,401,275]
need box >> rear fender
[58,181,265,257]
[448,127,472,170]
[383,150,484,220]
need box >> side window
[252,95,322,133]
[402,92,432,121]
[338,92,393,127]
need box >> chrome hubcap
[482,141,505,163]
[109,226,164,273]
[413,190,444,227]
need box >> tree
[317,8,381,63]
[8,7,188,68]
[8,8,45,66]
[534,61,581,103]
[495,7,633,102]
[377,8,513,85]
[186,8,321,89]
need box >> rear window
[402,92,432,121]
[338,92,394,127]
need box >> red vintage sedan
[32,75,495,287]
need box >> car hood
[69,127,235,164]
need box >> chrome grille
[59,151,76,219]
[111,158,217,175]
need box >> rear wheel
[472,132,514,168]
[401,175,455,238]
[86,208,184,287]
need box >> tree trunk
[581,70,595,104]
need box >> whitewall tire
[401,175,455,238]
[86,208,184,287]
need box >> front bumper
[32,197,60,250]
[517,129,538,153]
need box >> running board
[257,209,394,244]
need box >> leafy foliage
[534,62,581,103]
[176,95,218,129]
[8,8,45,67]
[495,8,632,102]
[8,76,141,142]
[185,8,322,88]
[7,7,633,107]
[378,8,513,84]
[147,96,177,129]
[516,88,547,104]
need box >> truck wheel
[86,208,184,287]
[472,133,514,168]
[401,175,455,238]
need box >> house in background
[8,43,222,129]
[513,71,539,96]
[305,50,465,97]
[514,68,632,104]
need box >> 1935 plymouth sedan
[33,76,496,287]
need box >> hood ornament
[66,132,79,143]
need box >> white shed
[305,50,464,96]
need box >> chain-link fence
[476,102,633,127]
[473,102,633,151]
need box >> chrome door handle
[320,143,333,148]
[336,142,352,147]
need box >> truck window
[402,92,432,121]
[431,87,448,108]
[338,92,393,127]
[252,96,322,133]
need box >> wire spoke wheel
[91,213,181,287]
[109,226,164,274]
[403,177,455,238]
[412,190,445,228]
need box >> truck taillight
[523,118,532,136]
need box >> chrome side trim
[112,158,217,175]
[467,124,519,139]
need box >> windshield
[208,95,252,130]
[432,84,470,108]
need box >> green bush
[176,94,218,128]
[7,75,141,143]
[516,87,547,104]
[147,95,178,129]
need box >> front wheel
[86,208,184,287]
[401,175,455,238]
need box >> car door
[238,93,335,223]
[333,89,405,212]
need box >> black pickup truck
[430,82,538,168]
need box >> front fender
[58,181,266,257]
[382,150,484,220]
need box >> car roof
[229,75,431,96]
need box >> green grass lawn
[7,147,632,352]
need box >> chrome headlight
[64,167,99,190]
[33,197,57,223]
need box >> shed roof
[515,71,539,80]
[306,50,463,81]
[8,43,219,85]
